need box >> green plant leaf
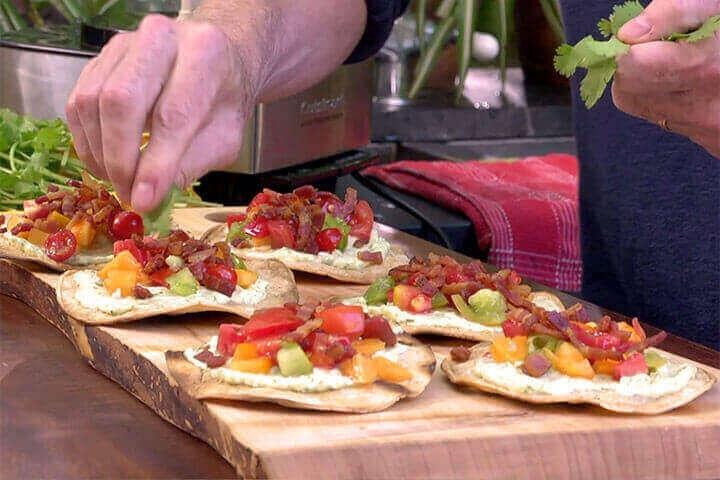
[666,15,720,42]
[415,0,427,55]
[579,58,617,108]
[455,0,477,102]
[142,186,180,237]
[408,10,457,99]
[597,1,643,37]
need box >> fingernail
[619,17,651,39]
[132,181,155,212]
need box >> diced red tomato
[113,239,147,265]
[243,307,304,341]
[148,267,173,287]
[444,267,466,284]
[363,316,397,346]
[316,191,343,215]
[248,192,272,209]
[392,285,432,313]
[348,200,373,241]
[316,228,342,252]
[613,352,648,380]
[245,217,270,238]
[226,213,247,227]
[266,219,295,249]
[316,305,366,339]
[206,263,237,286]
[252,335,284,362]
[308,332,355,368]
[217,323,247,357]
[570,322,624,350]
[502,318,529,338]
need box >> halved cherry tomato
[217,324,247,357]
[570,322,624,350]
[113,239,147,265]
[316,191,343,215]
[206,263,237,286]
[266,219,295,249]
[203,263,238,296]
[44,229,77,262]
[316,305,365,339]
[252,335,284,361]
[592,358,620,376]
[245,217,270,238]
[110,211,144,240]
[226,213,247,227]
[244,307,304,341]
[316,228,342,252]
[348,200,373,241]
[613,352,648,380]
[491,336,528,363]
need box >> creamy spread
[184,336,410,393]
[72,270,269,315]
[236,228,391,270]
[472,356,696,398]
[3,231,112,266]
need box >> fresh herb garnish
[554,2,720,108]
[142,185,180,236]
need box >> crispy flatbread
[441,343,717,414]
[0,233,111,271]
[57,258,299,325]
[203,224,409,284]
[166,334,436,413]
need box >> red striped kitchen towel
[363,153,582,291]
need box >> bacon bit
[522,353,551,377]
[194,349,227,368]
[11,223,32,235]
[35,194,49,204]
[67,179,82,188]
[47,184,59,192]
[450,346,472,363]
[0,214,5,225]
[92,205,114,224]
[187,248,215,264]
[631,317,647,342]
[357,250,383,264]
[133,285,153,299]
[143,254,166,274]
[284,318,323,343]
[0,228,6,234]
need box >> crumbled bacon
[450,346,471,362]
[194,349,227,368]
[522,353,551,377]
[357,250,383,264]
[133,285,152,299]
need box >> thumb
[618,0,720,44]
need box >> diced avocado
[322,214,350,250]
[227,221,249,243]
[431,291,449,309]
[364,276,395,305]
[277,342,314,377]
[644,351,666,373]
[231,253,245,269]
[529,335,560,354]
[452,294,505,326]
[166,267,199,296]
[467,289,507,325]
[165,254,185,271]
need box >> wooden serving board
[2,208,719,480]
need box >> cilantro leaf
[227,221,250,244]
[322,214,351,251]
[598,1,643,37]
[666,15,720,42]
[142,186,180,236]
[580,58,617,108]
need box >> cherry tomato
[409,293,432,313]
[349,200,374,242]
[111,211,144,240]
[243,307,304,340]
[315,191,343,215]
[217,324,248,357]
[392,285,424,312]
[266,219,296,249]
[316,305,365,339]
[316,228,342,252]
[245,217,270,238]
[45,229,77,262]
[226,213,247,227]
[204,263,238,296]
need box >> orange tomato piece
[351,338,386,356]
[250,236,272,247]
[5,215,22,231]
[491,336,529,363]
[26,227,49,247]
[554,341,585,362]
[340,354,378,384]
[617,321,641,343]
[545,348,595,379]
[47,211,70,228]
[103,269,137,296]
[235,268,258,289]
[233,342,259,361]
[99,250,141,279]
[373,356,411,383]
[593,358,620,376]
[68,217,96,250]
[230,356,273,374]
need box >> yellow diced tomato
[554,341,585,362]
[545,348,595,379]
[16,230,30,239]
[6,215,23,231]
[233,343,259,361]
[26,227,49,247]
[235,268,258,289]
[250,236,272,247]
[339,354,378,384]
[68,217,96,250]
[617,321,641,343]
[352,338,386,356]
[47,211,71,228]
[593,358,620,376]
[230,356,272,374]
[103,269,137,296]
[491,336,528,363]
[373,356,411,383]
[99,250,141,280]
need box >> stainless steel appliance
[0,28,372,174]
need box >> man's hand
[66,15,254,211]
[66,1,367,211]
[612,0,720,157]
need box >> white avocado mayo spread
[472,357,696,398]
[184,336,410,393]
[72,270,269,315]
[3,232,112,266]
[236,228,391,270]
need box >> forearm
[192,0,367,103]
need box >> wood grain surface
[1,207,719,480]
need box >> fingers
[131,22,234,211]
[99,15,179,203]
[67,34,129,177]
[614,37,720,94]
[618,0,720,44]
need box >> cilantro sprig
[554,1,720,109]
